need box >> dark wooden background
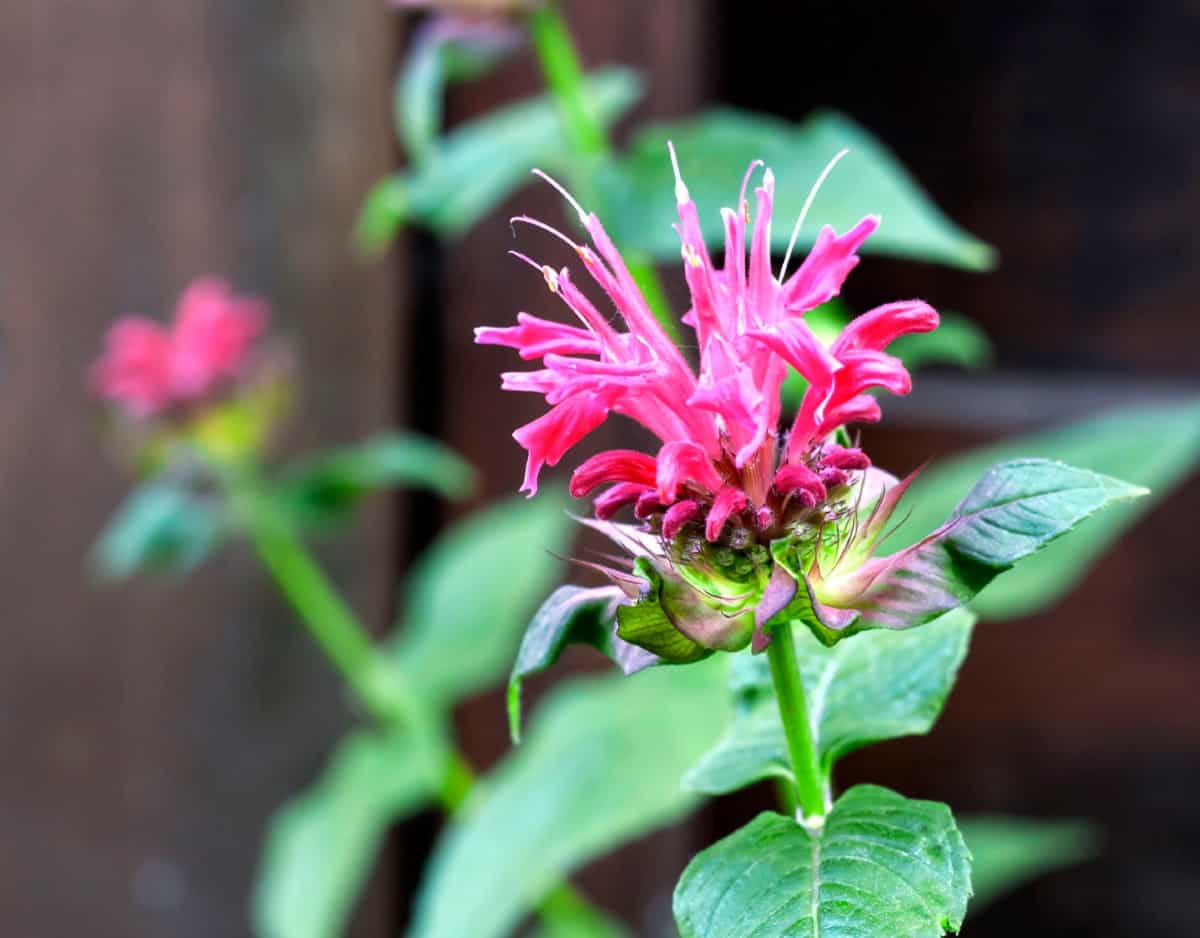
[3,2,1198,936]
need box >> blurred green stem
[766,623,827,826]
[228,463,600,917]
[527,1,680,342]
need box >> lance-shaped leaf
[409,660,729,938]
[960,815,1098,909]
[684,610,974,796]
[812,459,1147,636]
[674,785,971,938]
[358,67,643,251]
[92,480,224,579]
[278,432,475,531]
[899,399,1200,619]
[252,729,446,938]
[508,584,657,742]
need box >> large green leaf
[358,67,643,250]
[674,785,970,938]
[92,480,224,579]
[897,400,1200,619]
[252,729,445,938]
[960,815,1098,909]
[836,459,1146,635]
[389,491,574,708]
[507,584,656,742]
[600,108,994,271]
[409,659,729,938]
[684,610,974,796]
[277,432,474,532]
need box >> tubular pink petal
[819,467,849,489]
[91,317,174,417]
[781,215,879,313]
[773,463,828,504]
[662,500,702,541]
[833,299,939,354]
[656,440,725,502]
[569,449,659,497]
[635,490,667,520]
[821,445,871,471]
[747,318,841,387]
[706,486,750,541]
[474,312,599,360]
[593,482,651,520]
[817,395,883,437]
[168,278,267,397]
[512,394,610,496]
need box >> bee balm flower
[92,277,268,419]
[477,152,938,657]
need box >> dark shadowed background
[2,2,1197,936]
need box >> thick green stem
[766,623,827,825]
[527,1,681,343]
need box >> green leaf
[389,491,574,709]
[674,786,971,938]
[529,887,631,938]
[960,815,1098,910]
[838,459,1146,634]
[357,67,643,252]
[252,729,444,938]
[277,432,474,532]
[508,585,656,743]
[409,659,729,938]
[684,610,974,796]
[92,480,224,579]
[396,21,518,164]
[898,400,1200,619]
[601,108,995,271]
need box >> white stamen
[778,148,851,284]
[511,214,581,252]
[667,140,690,204]
[762,167,775,194]
[531,168,588,224]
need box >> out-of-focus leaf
[389,491,574,708]
[684,610,973,796]
[92,480,224,579]
[358,67,643,252]
[781,301,993,407]
[961,815,1099,909]
[529,888,631,938]
[397,18,520,164]
[508,585,656,743]
[898,400,1200,619]
[673,786,970,938]
[278,432,474,531]
[252,729,445,938]
[408,659,729,938]
[600,108,995,271]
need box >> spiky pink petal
[513,394,610,495]
[474,312,600,360]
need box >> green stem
[228,464,601,920]
[526,1,681,343]
[766,623,827,825]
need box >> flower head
[92,277,268,419]
[477,152,939,654]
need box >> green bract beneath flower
[584,458,1147,655]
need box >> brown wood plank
[0,2,399,935]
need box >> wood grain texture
[0,2,398,935]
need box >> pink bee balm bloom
[476,152,937,553]
[92,277,268,418]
